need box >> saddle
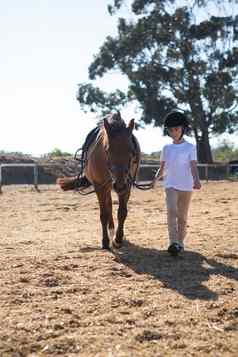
[73,126,100,189]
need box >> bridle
[106,152,134,194]
[106,135,159,192]
[74,129,157,195]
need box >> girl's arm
[158,161,165,179]
[152,161,165,187]
[190,161,201,189]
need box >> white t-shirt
[160,140,197,191]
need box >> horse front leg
[96,189,112,250]
[113,191,130,249]
[107,193,115,240]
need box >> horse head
[103,114,135,195]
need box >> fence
[0,162,238,193]
[139,163,238,182]
[0,164,39,193]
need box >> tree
[47,148,72,158]
[212,139,238,161]
[77,0,238,162]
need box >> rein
[128,165,160,191]
[128,171,158,191]
[73,129,160,195]
[75,167,159,195]
[133,180,156,190]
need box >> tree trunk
[194,129,213,163]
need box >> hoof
[112,239,123,249]
[168,243,182,257]
[102,244,111,251]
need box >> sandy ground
[0,181,238,357]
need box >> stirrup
[76,176,91,189]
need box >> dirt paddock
[0,181,238,356]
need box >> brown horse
[57,112,141,250]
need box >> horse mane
[99,112,127,137]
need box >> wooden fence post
[34,165,39,190]
[0,165,2,194]
[205,164,208,182]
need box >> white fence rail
[0,162,238,193]
[139,163,238,182]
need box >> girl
[156,111,201,256]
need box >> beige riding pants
[165,188,192,247]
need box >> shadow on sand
[112,240,238,301]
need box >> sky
[0,0,237,157]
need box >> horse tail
[57,176,78,191]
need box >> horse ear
[103,118,111,135]
[117,111,121,120]
[127,119,135,134]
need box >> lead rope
[131,167,160,191]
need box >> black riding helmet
[163,111,191,136]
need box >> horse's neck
[87,130,107,163]
[86,130,102,154]
[85,130,110,184]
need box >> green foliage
[77,83,127,115]
[141,140,238,162]
[108,0,238,15]
[150,151,161,159]
[212,140,238,162]
[47,148,72,158]
[0,150,31,157]
[141,151,160,160]
[77,0,238,162]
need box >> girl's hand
[152,176,160,188]
[190,161,201,190]
[193,181,201,189]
